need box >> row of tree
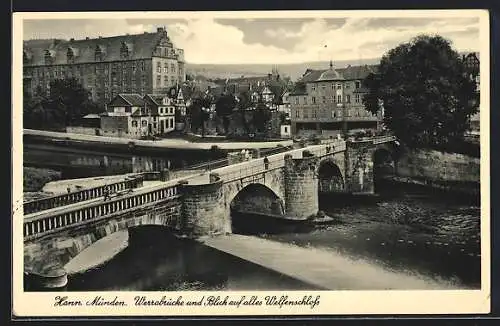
[187,91,274,137]
[24,78,102,130]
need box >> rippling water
[66,182,481,291]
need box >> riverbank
[24,129,293,151]
[64,230,129,275]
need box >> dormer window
[67,48,75,64]
[120,42,129,59]
[44,50,53,65]
[95,45,103,62]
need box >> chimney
[157,27,164,33]
[98,36,102,39]
[70,38,75,42]
[85,37,90,40]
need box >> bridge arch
[317,158,345,193]
[24,206,180,277]
[230,183,285,216]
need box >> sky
[22,15,481,64]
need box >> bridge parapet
[23,175,145,215]
[23,140,347,241]
[212,140,344,183]
[23,179,182,241]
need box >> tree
[215,93,237,134]
[23,78,101,130]
[187,96,211,136]
[363,35,479,148]
[253,102,272,133]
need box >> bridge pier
[345,141,376,194]
[283,152,320,219]
[179,174,227,237]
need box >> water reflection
[67,226,319,291]
[23,144,225,179]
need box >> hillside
[186,58,381,81]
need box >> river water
[23,143,225,179]
[66,180,481,291]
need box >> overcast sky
[23,16,481,64]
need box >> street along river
[63,180,481,291]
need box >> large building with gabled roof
[289,61,382,138]
[23,27,186,106]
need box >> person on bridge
[264,156,270,170]
[103,186,111,201]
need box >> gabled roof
[337,65,378,80]
[23,29,181,66]
[144,94,165,106]
[118,93,145,107]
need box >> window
[355,81,361,89]
[156,75,161,85]
[157,62,161,73]
[67,48,74,64]
[169,119,173,128]
[346,95,351,103]
[322,84,326,90]
[141,61,145,71]
[159,108,163,114]
[171,64,176,73]
[304,110,309,118]
[164,76,168,86]
[303,97,307,104]
[332,96,336,103]
[312,110,317,118]
[322,96,326,103]
[355,94,360,103]
[345,83,350,89]
[142,120,147,126]
[312,97,316,104]
[336,83,342,90]
[337,95,342,103]
[94,46,103,62]
[120,42,129,59]
[332,111,336,118]
[284,126,288,133]
[164,62,168,73]
[295,110,300,118]
[295,97,299,105]
[132,120,138,127]
[132,62,137,72]
[331,84,335,90]
[311,85,316,91]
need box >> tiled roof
[119,94,145,107]
[23,29,179,66]
[337,65,378,80]
[144,94,164,106]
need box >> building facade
[289,62,381,138]
[23,27,186,106]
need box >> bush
[23,167,62,192]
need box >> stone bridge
[22,136,397,282]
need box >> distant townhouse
[101,94,146,138]
[89,90,184,139]
[23,27,186,107]
[289,61,382,139]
